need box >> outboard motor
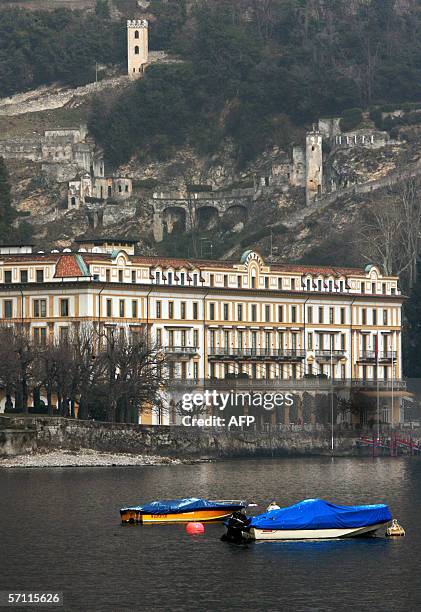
[221,511,251,544]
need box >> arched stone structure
[152,195,251,242]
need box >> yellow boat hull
[121,508,233,524]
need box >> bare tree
[357,177,421,289]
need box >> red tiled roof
[54,254,85,278]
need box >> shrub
[340,108,363,132]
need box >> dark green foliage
[89,0,421,167]
[403,271,421,378]
[340,109,363,132]
[0,7,125,95]
[95,0,110,19]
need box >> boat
[120,497,247,524]
[237,498,392,541]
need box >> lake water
[1,457,421,611]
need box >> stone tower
[305,127,323,206]
[127,19,149,78]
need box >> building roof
[54,254,89,278]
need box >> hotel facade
[0,239,404,424]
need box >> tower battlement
[127,19,148,28]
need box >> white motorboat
[232,499,392,541]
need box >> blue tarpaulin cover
[121,498,246,514]
[250,499,392,530]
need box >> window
[291,278,296,290]
[362,308,367,325]
[156,329,162,346]
[106,269,110,282]
[308,332,313,350]
[237,304,243,321]
[340,281,344,292]
[169,302,174,319]
[180,273,185,286]
[209,303,215,320]
[135,30,139,39]
[328,280,333,292]
[193,274,198,286]
[383,310,388,326]
[224,275,228,288]
[291,306,297,323]
[251,275,256,289]
[168,272,173,285]
[156,301,161,318]
[34,327,46,346]
[36,269,44,283]
[134,45,140,54]
[307,306,313,324]
[131,270,136,284]
[60,299,69,317]
[223,303,229,321]
[265,305,271,322]
[372,282,376,294]
[382,283,386,294]
[193,362,199,380]
[193,302,198,320]
[33,299,46,318]
[155,271,161,284]
[372,309,377,326]
[278,305,283,322]
[318,307,324,324]
[264,277,269,289]
[132,300,138,318]
[278,278,282,290]
[118,185,122,193]
[181,302,186,320]
[251,304,257,322]
[318,279,322,291]
[341,334,346,350]
[361,282,365,294]
[119,300,125,318]
[210,274,214,287]
[168,330,174,348]
[329,307,334,325]
[193,330,199,347]
[340,308,345,325]
[118,270,123,283]
[181,330,187,347]
[20,270,28,283]
[237,276,242,288]
[4,300,12,319]
[4,271,12,283]
[106,299,112,317]
[59,327,69,342]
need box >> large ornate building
[0,239,404,424]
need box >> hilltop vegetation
[0,2,124,96]
[90,0,421,166]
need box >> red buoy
[186,522,205,535]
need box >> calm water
[1,458,421,611]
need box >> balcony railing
[165,345,199,358]
[168,377,407,391]
[315,350,346,361]
[358,351,397,362]
[207,347,306,361]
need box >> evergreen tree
[95,1,110,19]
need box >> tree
[357,178,421,289]
[95,0,110,19]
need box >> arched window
[134,30,139,39]
[107,186,112,197]
[134,46,139,55]
[71,197,76,206]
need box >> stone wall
[2,416,419,459]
